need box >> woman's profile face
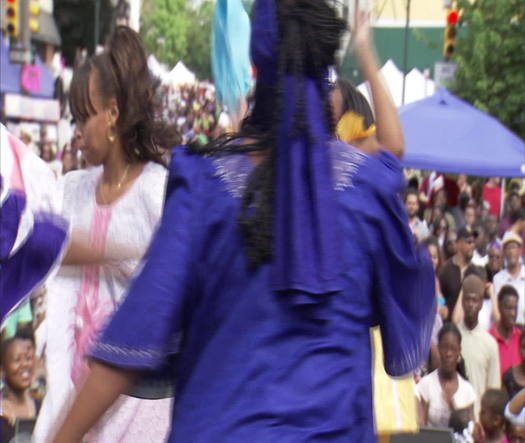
[427,244,439,271]
[330,86,344,125]
[3,340,34,392]
[74,71,115,167]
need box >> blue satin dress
[90,141,435,442]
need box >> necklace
[98,163,131,205]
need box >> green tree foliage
[452,0,525,139]
[141,0,214,80]
[185,1,214,80]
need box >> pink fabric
[489,326,522,377]
[7,131,30,192]
[71,206,113,387]
[483,184,502,218]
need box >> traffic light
[29,0,40,33]
[443,9,458,59]
[6,0,20,38]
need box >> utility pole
[401,0,411,105]
[94,0,101,53]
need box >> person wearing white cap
[493,231,525,325]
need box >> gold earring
[107,125,116,143]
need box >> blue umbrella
[399,87,525,177]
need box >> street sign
[9,46,31,64]
[434,61,457,88]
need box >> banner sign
[4,94,60,122]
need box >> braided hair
[191,0,346,266]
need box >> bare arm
[509,389,525,415]
[417,398,429,426]
[452,289,464,325]
[352,13,405,159]
[62,230,143,266]
[53,361,139,443]
[487,283,500,325]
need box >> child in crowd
[0,333,41,443]
[475,389,510,443]
[506,422,525,443]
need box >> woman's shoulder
[61,167,100,189]
[168,147,251,199]
[418,370,440,390]
[59,167,100,208]
[329,139,404,195]
[457,374,477,398]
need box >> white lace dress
[34,162,173,443]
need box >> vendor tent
[357,60,435,107]
[164,61,196,86]
[399,88,525,177]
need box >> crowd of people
[404,175,525,441]
[157,82,230,146]
[1,0,525,441]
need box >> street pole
[401,0,411,105]
[94,0,101,54]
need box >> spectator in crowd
[506,422,525,443]
[483,178,503,219]
[457,174,472,197]
[472,223,490,267]
[500,193,522,237]
[452,192,471,232]
[0,333,40,443]
[424,236,448,321]
[463,204,477,230]
[453,266,499,331]
[486,242,504,283]
[439,226,479,318]
[60,144,78,175]
[417,323,476,429]
[486,213,502,245]
[20,131,39,156]
[449,408,475,441]
[503,334,525,399]
[39,141,55,163]
[405,188,429,242]
[490,286,523,377]
[433,214,450,251]
[425,188,457,232]
[493,232,525,325]
[505,388,525,434]
[1,300,32,341]
[474,389,509,443]
[457,275,500,416]
[443,229,458,261]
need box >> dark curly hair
[191,0,346,266]
[69,26,180,165]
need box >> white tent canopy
[357,59,435,107]
[148,54,168,81]
[164,61,196,87]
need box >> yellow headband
[336,111,376,144]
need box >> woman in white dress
[34,26,178,442]
[417,322,476,429]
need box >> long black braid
[190,0,346,266]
